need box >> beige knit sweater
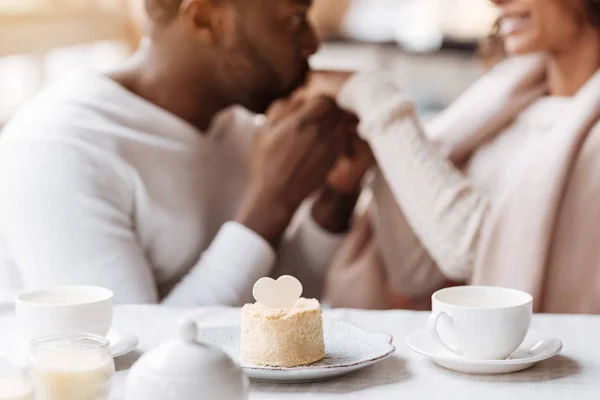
[331,54,600,313]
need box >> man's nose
[302,23,320,58]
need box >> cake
[241,298,325,367]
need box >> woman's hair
[589,0,600,26]
[480,0,600,67]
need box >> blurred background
[0,0,498,125]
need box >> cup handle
[427,312,462,356]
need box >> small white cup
[15,287,114,344]
[428,286,532,360]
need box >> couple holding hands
[1,0,599,314]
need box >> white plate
[0,328,138,364]
[406,329,562,375]
[197,318,396,383]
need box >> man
[0,0,371,305]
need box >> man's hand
[236,96,351,245]
[310,125,374,234]
[301,71,373,194]
[327,128,373,194]
[283,71,373,234]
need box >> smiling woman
[483,0,600,66]
[323,0,600,314]
[484,0,600,96]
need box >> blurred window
[0,0,141,123]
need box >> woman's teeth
[500,13,530,35]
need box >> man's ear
[180,0,227,44]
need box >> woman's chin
[503,36,542,56]
[504,44,540,56]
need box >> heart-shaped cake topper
[253,275,303,309]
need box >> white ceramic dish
[428,286,533,360]
[16,286,114,343]
[406,329,562,375]
[197,318,396,383]
[126,320,248,400]
[0,328,138,364]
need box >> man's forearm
[234,187,295,247]
[236,183,359,246]
[311,186,359,234]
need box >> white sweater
[0,73,344,305]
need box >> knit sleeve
[337,72,491,281]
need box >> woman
[322,0,600,313]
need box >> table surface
[1,305,599,399]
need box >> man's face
[217,0,319,113]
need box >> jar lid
[129,320,239,379]
[30,334,109,353]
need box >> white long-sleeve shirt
[0,73,344,305]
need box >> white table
[1,305,599,399]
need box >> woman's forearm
[369,169,448,297]
[338,73,491,281]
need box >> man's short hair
[146,0,183,23]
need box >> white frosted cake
[241,298,325,367]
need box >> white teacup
[428,286,532,360]
[15,286,114,344]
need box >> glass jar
[30,334,115,400]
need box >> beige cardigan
[329,54,600,313]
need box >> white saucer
[0,328,138,364]
[105,329,139,357]
[197,318,396,383]
[406,329,562,375]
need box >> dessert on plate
[241,276,325,367]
